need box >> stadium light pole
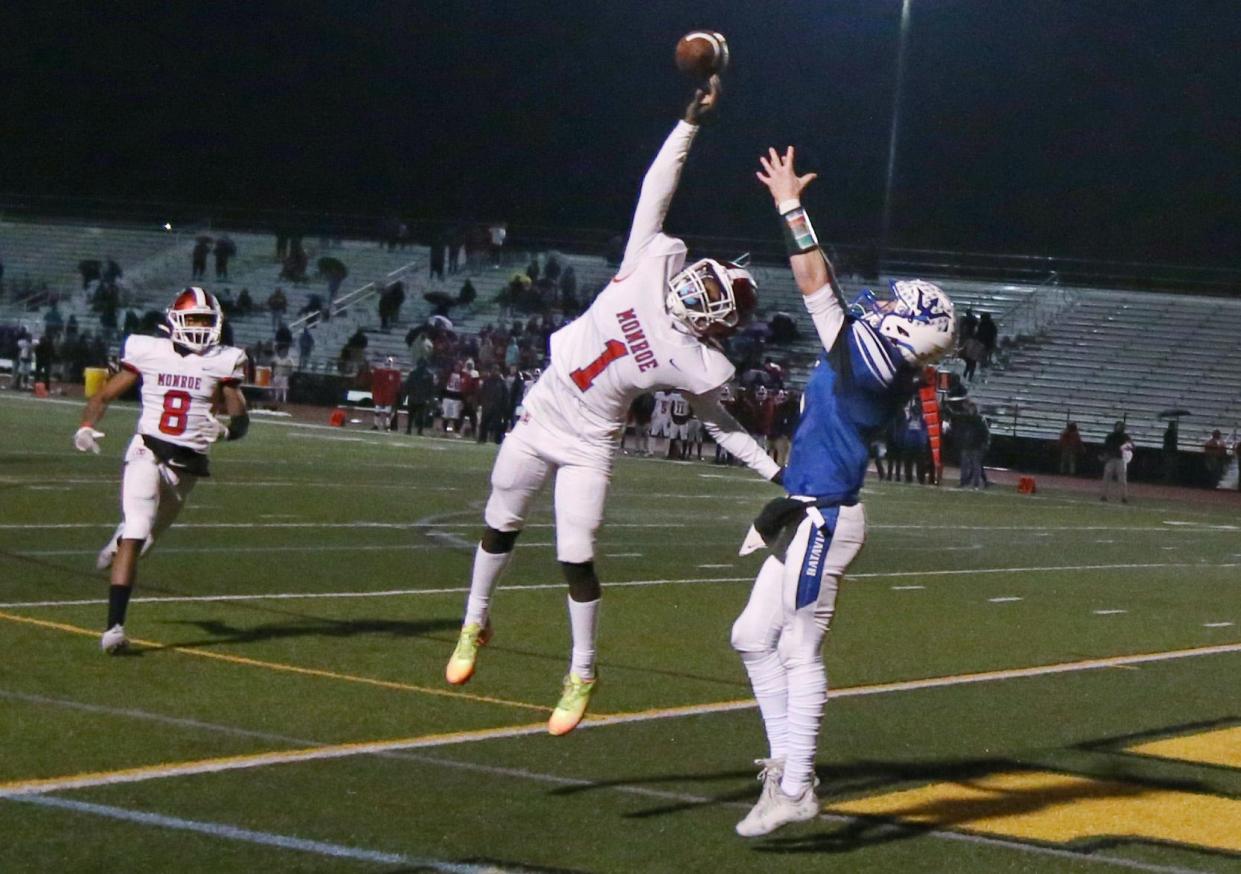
[880,0,914,267]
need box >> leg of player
[447,430,551,685]
[547,462,609,735]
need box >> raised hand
[756,146,818,206]
[684,74,723,125]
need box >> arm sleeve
[803,284,846,353]
[689,389,781,481]
[619,121,699,273]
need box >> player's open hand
[756,146,818,206]
[73,426,105,454]
[684,74,722,125]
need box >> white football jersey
[121,334,246,453]
[530,238,735,434]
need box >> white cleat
[735,758,820,838]
[100,624,129,654]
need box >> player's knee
[480,526,520,554]
[560,560,600,602]
[730,614,774,655]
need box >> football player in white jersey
[74,287,249,654]
[445,75,782,735]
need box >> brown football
[675,31,729,78]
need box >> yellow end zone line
[0,610,549,715]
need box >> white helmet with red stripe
[167,287,223,352]
[666,258,757,339]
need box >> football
[675,31,729,79]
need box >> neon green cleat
[547,672,597,736]
[445,621,492,685]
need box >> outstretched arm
[620,76,722,272]
[756,146,846,351]
[74,369,139,453]
[688,388,781,482]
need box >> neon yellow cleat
[547,672,597,736]
[445,621,492,685]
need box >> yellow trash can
[83,367,109,398]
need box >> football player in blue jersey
[731,147,956,837]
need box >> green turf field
[2,392,1239,873]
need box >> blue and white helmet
[851,279,955,366]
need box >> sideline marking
[5,561,1241,610]
[988,596,1023,603]
[12,795,491,872]
[0,611,548,714]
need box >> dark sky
[5,1,1241,266]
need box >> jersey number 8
[159,390,192,436]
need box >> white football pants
[119,435,197,543]
[483,414,614,563]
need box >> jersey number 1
[570,340,628,391]
[159,390,192,436]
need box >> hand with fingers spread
[684,74,723,125]
[756,146,818,207]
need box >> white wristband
[777,198,801,215]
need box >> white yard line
[3,561,1240,610]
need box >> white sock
[462,544,513,626]
[567,595,600,680]
[780,658,827,796]
[739,650,789,761]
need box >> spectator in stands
[1100,420,1133,503]
[457,278,477,311]
[236,288,254,317]
[404,359,437,436]
[299,293,324,326]
[959,334,985,382]
[1058,421,1084,475]
[43,302,64,339]
[488,221,507,265]
[976,312,998,368]
[14,330,33,390]
[219,316,235,348]
[430,233,446,281]
[770,390,798,467]
[282,239,310,285]
[526,256,541,283]
[103,257,123,284]
[768,311,799,344]
[267,287,288,331]
[191,238,210,280]
[65,315,79,341]
[122,308,141,341]
[954,402,989,489]
[297,326,315,370]
[34,333,55,386]
[958,307,978,345]
[214,236,236,280]
[1203,429,1228,487]
[274,322,293,349]
[1162,419,1179,484]
[270,344,295,408]
[388,281,406,326]
[216,287,235,317]
[475,366,510,445]
[79,259,102,290]
[448,229,464,274]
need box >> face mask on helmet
[666,258,757,338]
[167,287,223,352]
[850,279,956,366]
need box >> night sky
[6,1,1241,266]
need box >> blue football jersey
[784,318,916,503]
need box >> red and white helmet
[666,258,757,339]
[167,287,223,352]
